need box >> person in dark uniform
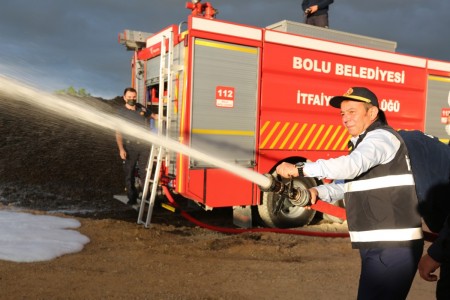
[419,215,450,300]
[302,0,334,28]
[276,87,423,299]
[115,87,157,205]
[398,129,450,300]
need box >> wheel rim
[258,173,316,228]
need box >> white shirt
[304,128,401,202]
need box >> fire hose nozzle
[260,173,285,193]
[259,174,311,207]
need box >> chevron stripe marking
[318,125,333,149]
[281,123,299,149]
[270,122,290,149]
[290,123,307,149]
[300,124,316,149]
[261,121,280,148]
[308,124,325,150]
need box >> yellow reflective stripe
[270,122,290,149]
[317,124,333,149]
[308,124,324,150]
[259,121,350,151]
[195,39,257,54]
[429,75,450,83]
[177,45,191,193]
[299,124,316,149]
[261,122,280,148]
[192,128,254,136]
[344,174,415,192]
[289,123,307,150]
[336,129,349,151]
[349,227,423,242]
[281,123,298,149]
[260,121,270,135]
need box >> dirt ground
[0,207,436,300]
[0,94,437,299]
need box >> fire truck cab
[118,3,450,228]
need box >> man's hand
[309,187,318,205]
[418,254,440,281]
[276,162,299,178]
[305,5,318,15]
[304,187,318,210]
[119,149,127,160]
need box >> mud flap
[233,205,252,228]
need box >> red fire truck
[118,2,450,228]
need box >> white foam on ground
[0,210,90,263]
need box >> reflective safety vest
[345,122,423,249]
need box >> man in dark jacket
[302,0,334,28]
[397,130,450,299]
[115,87,157,205]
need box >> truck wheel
[258,173,317,228]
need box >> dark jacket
[302,0,334,15]
[397,130,450,263]
[428,216,450,263]
[398,130,450,233]
[117,105,150,144]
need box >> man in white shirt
[277,87,423,300]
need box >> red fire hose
[162,185,349,238]
[161,186,438,241]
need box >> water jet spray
[0,76,347,228]
[0,76,271,189]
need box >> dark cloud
[0,0,449,98]
[331,1,450,60]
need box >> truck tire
[258,173,317,228]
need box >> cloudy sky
[1,0,449,99]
